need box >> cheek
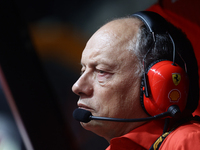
[90,85,118,117]
[106,77,140,117]
[93,83,131,117]
[92,74,140,117]
[94,88,114,112]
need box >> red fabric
[160,121,200,149]
[147,1,200,116]
[106,120,200,150]
[159,0,200,26]
[106,120,165,150]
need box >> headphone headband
[132,11,169,34]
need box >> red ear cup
[143,60,189,116]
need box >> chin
[81,121,110,139]
[80,120,105,131]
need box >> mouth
[78,103,93,112]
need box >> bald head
[84,17,144,77]
[88,17,143,51]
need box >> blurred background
[0,0,200,150]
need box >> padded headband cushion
[132,11,169,34]
[145,59,167,73]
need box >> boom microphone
[73,105,180,123]
[73,108,92,123]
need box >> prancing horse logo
[172,73,181,86]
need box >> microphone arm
[90,111,170,122]
[73,105,180,123]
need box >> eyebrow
[80,55,119,71]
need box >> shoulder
[108,137,146,150]
[160,122,200,149]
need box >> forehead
[81,32,131,68]
[81,18,140,66]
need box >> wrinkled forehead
[81,18,142,66]
[83,17,142,53]
[85,30,115,52]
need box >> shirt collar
[108,120,165,149]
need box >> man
[72,11,200,149]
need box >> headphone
[132,11,190,117]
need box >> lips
[78,103,93,112]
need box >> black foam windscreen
[73,108,92,123]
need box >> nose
[72,72,93,97]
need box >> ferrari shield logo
[172,73,181,86]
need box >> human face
[72,20,145,140]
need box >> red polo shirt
[106,120,200,150]
[159,121,200,149]
[106,120,165,150]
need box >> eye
[80,68,85,76]
[97,69,106,75]
[80,71,84,76]
[95,68,113,83]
